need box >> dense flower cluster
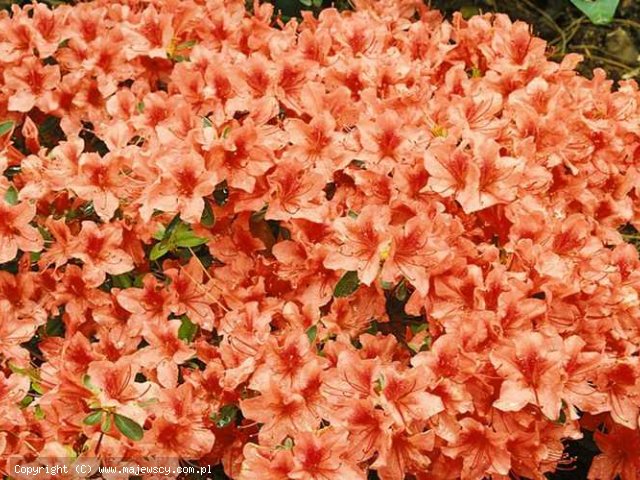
[2,0,640,478]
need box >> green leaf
[83,410,103,426]
[306,325,317,343]
[373,375,385,394]
[365,320,379,335]
[112,273,133,289]
[299,0,312,6]
[334,271,360,297]
[164,214,182,239]
[152,228,166,241]
[136,101,145,113]
[276,437,295,450]
[82,374,98,392]
[133,274,144,288]
[19,395,34,408]
[113,413,144,441]
[395,280,408,302]
[34,405,45,420]
[460,5,480,19]
[211,404,239,428]
[178,315,198,343]
[177,39,197,50]
[569,0,619,24]
[380,280,394,290]
[44,317,65,337]
[4,185,18,205]
[556,408,567,424]
[201,201,215,228]
[0,120,14,137]
[409,322,428,335]
[174,230,208,248]
[149,242,170,261]
[31,382,44,395]
[101,412,113,433]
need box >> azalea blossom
[0,0,639,478]
[0,200,43,264]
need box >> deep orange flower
[324,205,391,286]
[0,200,43,264]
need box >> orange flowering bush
[2,0,640,479]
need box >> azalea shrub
[2,0,640,478]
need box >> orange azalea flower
[290,429,366,480]
[589,424,640,480]
[265,160,328,223]
[163,257,217,331]
[70,221,134,287]
[371,429,436,480]
[241,379,319,446]
[137,318,196,388]
[595,360,640,429]
[145,383,215,458]
[379,368,444,429]
[207,119,275,193]
[324,205,391,286]
[69,152,126,222]
[0,200,43,264]
[2,0,640,477]
[441,418,511,480]
[4,56,60,112]
[358,110,412,171]
[381,213,452,295]
[238,443,295,480]
[490,332,565,420]
[138,150,219,224]
[85,357,154,410]
[330,398,392,462]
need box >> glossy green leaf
[111,273,133,289]
[178,315,198,343]
[164,214,182,238]
[177,39,197,50]
[101,412,113,433]
[149,242,169,261]
[34,405,45,420]
[306,325,317,343]
[334,271,360,297]
[4,186,18,205]
[44,317,65,337]
[174,229,208,248]
[569,0,619,24]
[211,404,239,428]
[395,280,408,302]
[114,413,144,441]
[0,120,14,137]
[201,201,215,228]
[152,229,166,241]
[83,410,103,426]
